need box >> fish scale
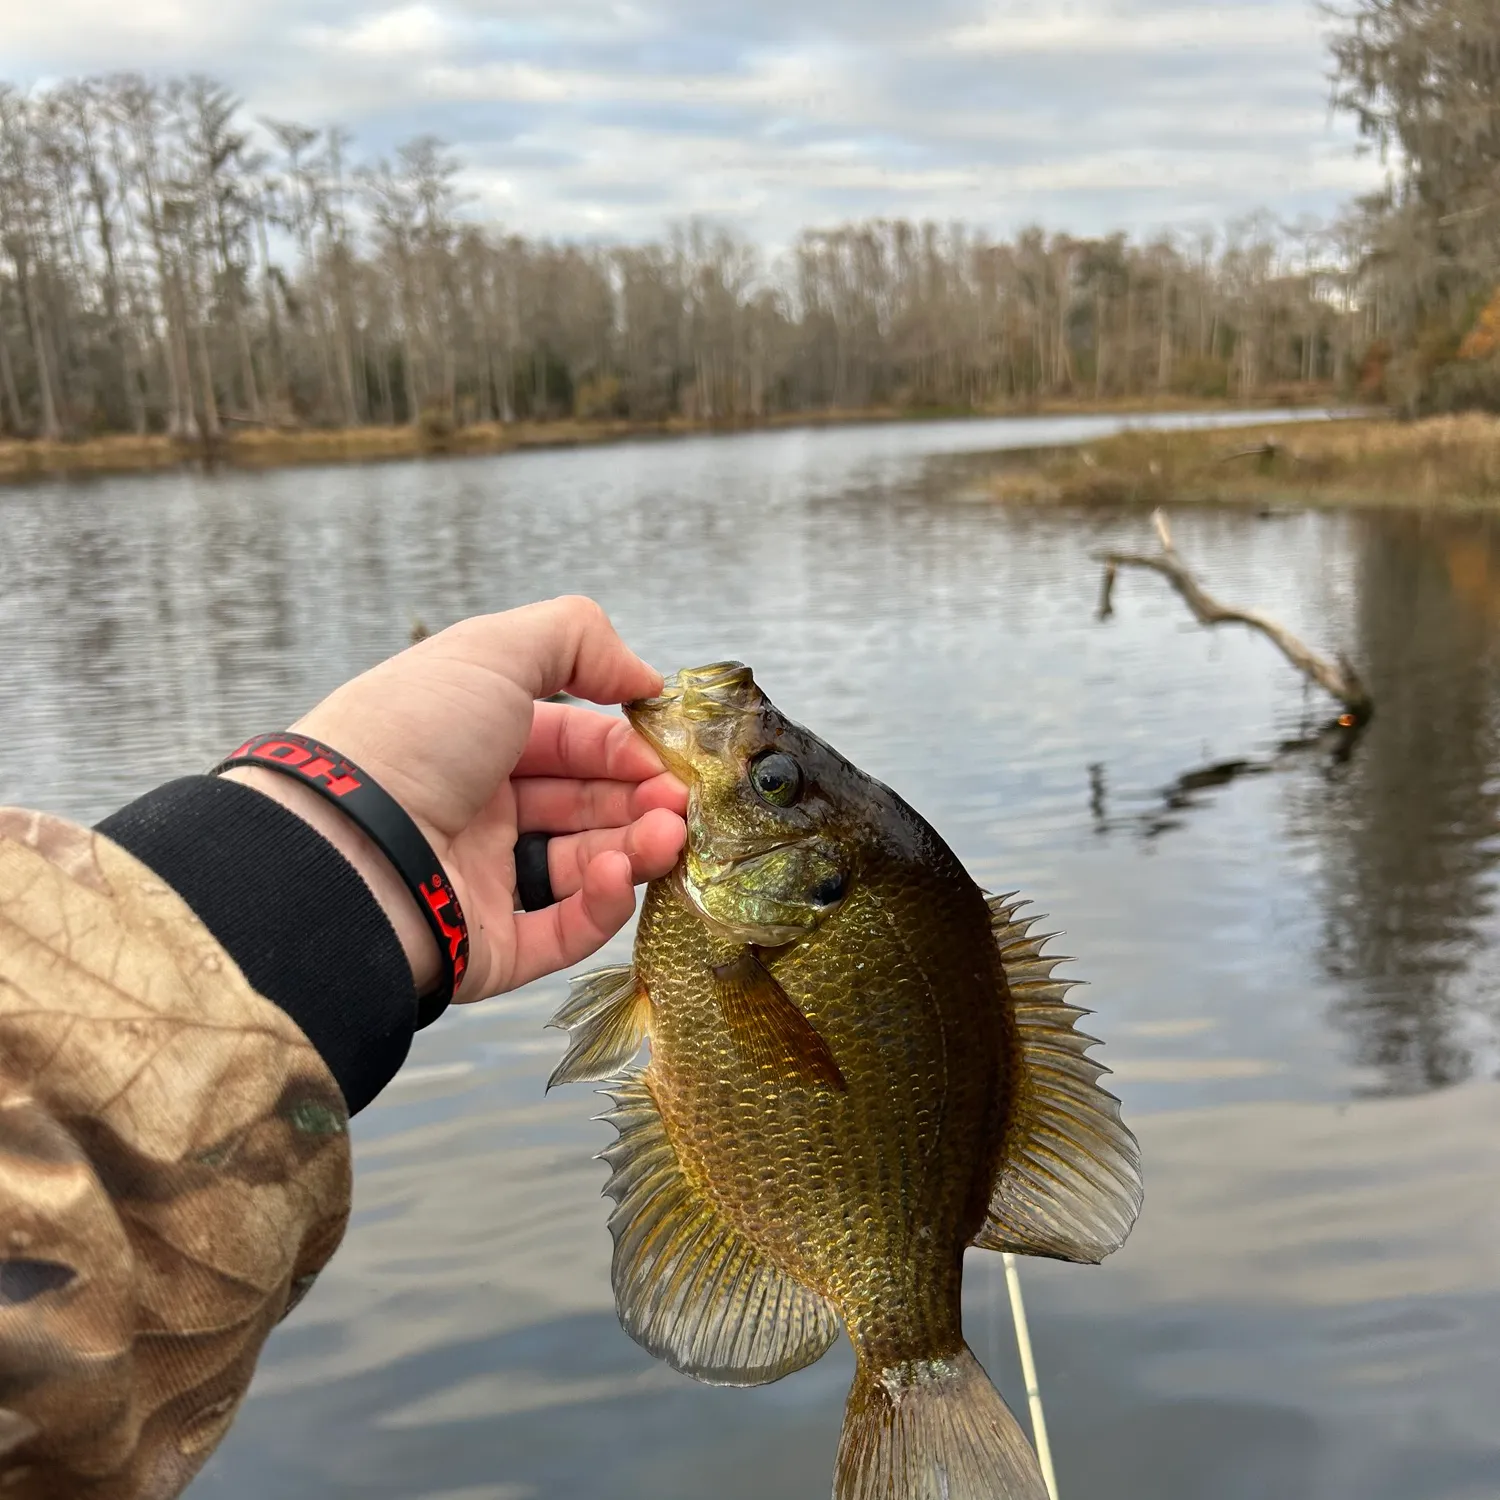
[549,662,1142,1500]
[641,865,994,1365]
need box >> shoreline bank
[986,414,1500,511]
[0,392,1339,485]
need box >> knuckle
[550,593,608,627]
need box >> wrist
[220,765,443,997]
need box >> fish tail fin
[835,1342,1049,1500]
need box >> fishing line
[1002,1253,1059,1500]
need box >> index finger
[438,596,662,707]
[514,701,670,783]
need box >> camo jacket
[0,780,421,1500]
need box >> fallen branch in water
[1217,440,1283,469]
[1095,509,1374,725]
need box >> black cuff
[98,776,418,1115]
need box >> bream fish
[548,663,1142,1500]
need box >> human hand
[224,596,687,1003]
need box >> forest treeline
[1331,0,1500,413]
[0,76,1365,443]
[0,0,1494,443]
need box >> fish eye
[749,750,804,808]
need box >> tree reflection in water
[1292,511,1500,1095]
[1086,508,1500,1097]
[1088,719,1360,843]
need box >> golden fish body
[638,834,1006,1366]
[549,664,1141,1500]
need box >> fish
[547,662,1142,1500]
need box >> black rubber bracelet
[514,832,557,911]
[211,733,469,1030]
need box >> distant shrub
[417,405,456,450]
[1171,356,1231,399]
[574,375,625,421]
[1459,287,1500,363]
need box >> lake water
[3,410,1498,1500]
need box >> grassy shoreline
[986,414,1500,510]
[0,390,1336,485]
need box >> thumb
[435,597,663,707]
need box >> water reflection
[1033,1081,1500,1500]
[1288,511,1500,1094]
[201,1009,1500,1500]
[1,416,1499,1497]
[1092,718,1363,843]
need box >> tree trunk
[0,309,24,434]
[194,318,221,439]
[472,263,495,424]
[168,278,196,439]
[235,315,262,422]
[78,105,146,433]
[1157,271,1174,391]
[16,257,61,440]
[215,204,262,423]
[402,307,420,424]
[1095,286,1106,397]
[254,208,286,416]
[376,331,394,425]
[135,152,192,438]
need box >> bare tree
[0,69,1371,446]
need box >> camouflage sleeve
[0,809,353,1500]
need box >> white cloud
[1,0,1386,245]
[321,4,452,60]
[942,0,1328,55]
[2,0,294,71]
[409,46,860,113]
[418,61,592,103]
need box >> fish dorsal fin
[713,951,846,1091]
[973,893,1143,1264]
[546,965,651,1090]
[597,1067,840,1386]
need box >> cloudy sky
[5,0,1386,246]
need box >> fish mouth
[626,661,762,776]
[691,837,801,886]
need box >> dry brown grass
[0,389,1339,485]
[989,414,1500,509]
[0,419,669,482]
[0,432,178,478]
[0,412,910,483]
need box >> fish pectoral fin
[711,952,847,1092]
[598,1068,840,1386]
[546,965,651,1090]
[974,893,1143,1264]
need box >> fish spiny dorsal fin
[596,1068,840,1385]
[546,965,651,1090]
[974,893,1143,1264]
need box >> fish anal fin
[546,965,650,1090]
[977,893,1143,1264]
[597,1068,840,1386]
[712,952,846,1092]
[835,1343,1048,1500]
